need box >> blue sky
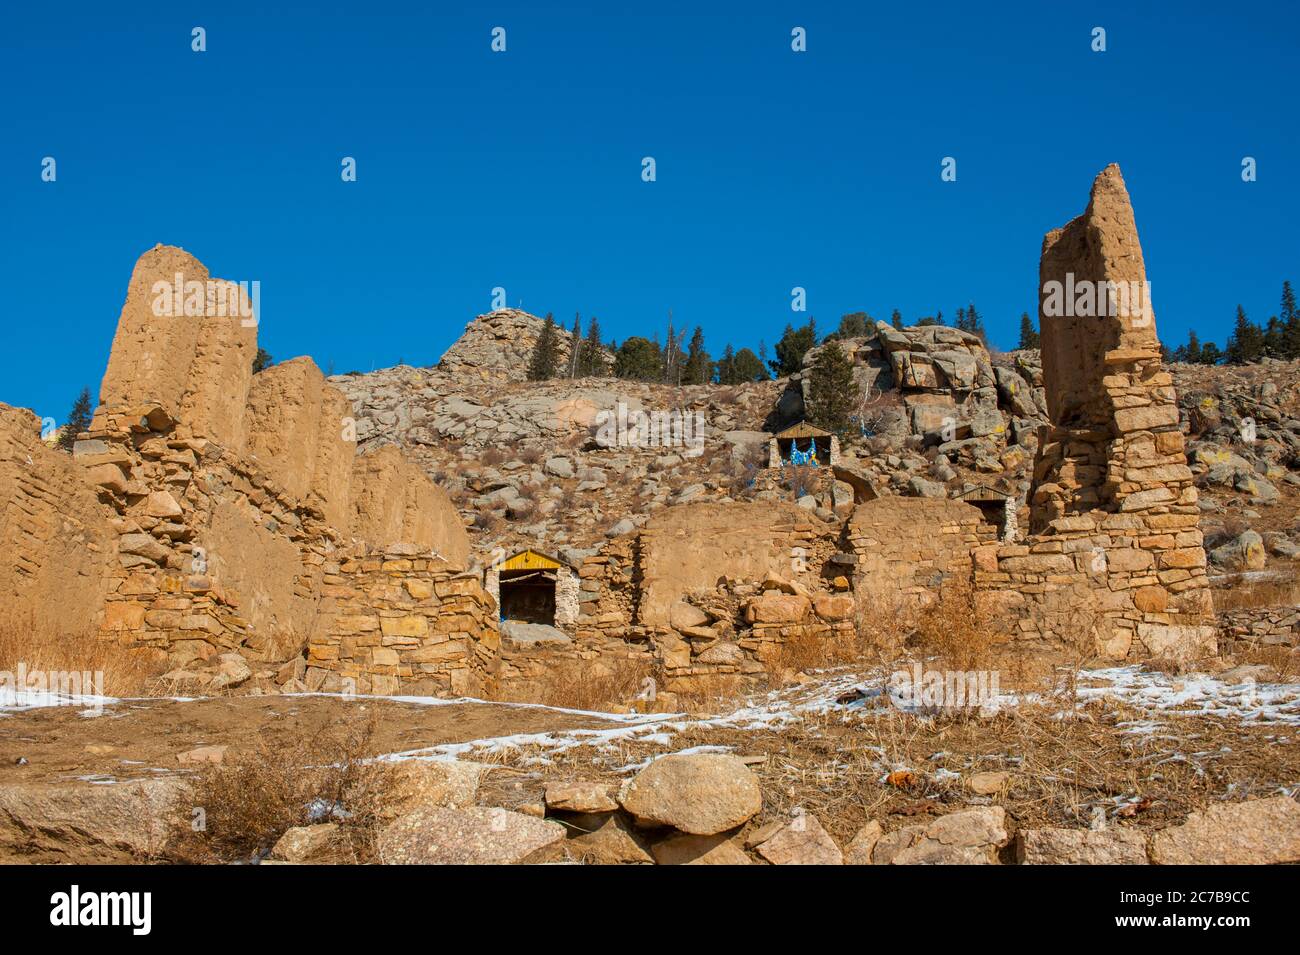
[2,1,1296,423]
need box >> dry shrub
[0,615,162,697]
[519,445,544,465]
[1213,573,1300,612]
[912,581,1000,672]
[514,655,658,712]
[168,715,382,864]
[1236,643,1299,682]
[772,626,865,674]
[728,445,767,498]
[782,464,819,500]
[481,446,507,467]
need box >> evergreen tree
[57,386,93,452]
[578,316,604,376]
[681,326,710,384]
[1179,329,1202,364]
[1017,312,1040,349]
[963,302,986,342]
[716,343,736,384]
[836,311,870,339]
[768,319,817,377]
[1281,280,1299,358]
[527,313,560,381]
[614,337,664,381]
[566,314,582,378]
[1263,316,1285,358]
[1198,341,1223,365]
[890,309,904,330]
[252,347,274,373]
[806,340,857,433]
[1225,305,1264,364]
[729,347,768,383]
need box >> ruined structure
[2,244,500,695]
[974,165,1215,659]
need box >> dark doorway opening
[498,569,557,625]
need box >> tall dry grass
[167,715,382,864]
[0,615,161,697]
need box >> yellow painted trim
[500,550,562,571]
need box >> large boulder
[1150,796,1300,865]
[0,778,186,863]
[619,753,761,835]
[377,806,565,864]
[1016,827,1148,865]
[871,807,1009,865]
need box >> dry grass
[500,655,660,712]
[0,616,162,697]
[166,715,383,864]
[912,582,1003,672]
[1213,572,1300,612]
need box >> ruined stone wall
[848,497,989,605]
[975,166,1215,661]
[66,245,486,678]
[306,552,498,697]
[0,406,116,636]
[97,245,256,452]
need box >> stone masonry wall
[975,165,1215,661]
[306,552,498,697]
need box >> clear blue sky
[2,1,1296,423]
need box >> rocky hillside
[330,311,1300,574]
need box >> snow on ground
[1077,666,1300,725]
[0,686,115,716]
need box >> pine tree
[716,344,736,384]
[837,312,870,339]
[964,302,986,342]
[681,326,710,384]
[1263,316,1284,358]
[57,386,93,452]
[769,319,817,377]
[955,307,967,331]
[1226,305,1264,364]
[890,309,904,330]
[567,314,582,378]
[730,348,768,383]
[807,340,857,433]
[252,347,274,373]
[527,313,560,381]
[614,337,663,381]
[1183,330,1202,364]
[1198,341,1223,365]
[578,316,604,376]
[1280,280,1299,358]
[1017,312,1040,349]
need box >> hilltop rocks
[618,753,761,835]
[436,309,613,383]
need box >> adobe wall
[56,244,495,684]
[848,497,990,605]
[0,406,116,636]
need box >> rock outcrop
[436,308,613,383]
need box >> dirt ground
[0,694,626,787]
